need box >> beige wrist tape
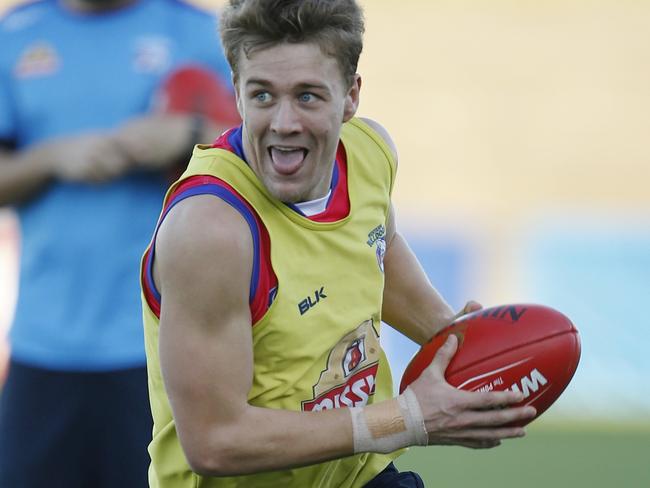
[349,387,428,454]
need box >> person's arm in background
[112,111,232,173]
[0,12,238,206]
[113,68,240,174]
[0,143,54,206]
[0,96,237,208]
[0,133,131,206]
[114,11,241,175]
[0,69,180,205]
[0,93,237,207]
[0,54,131,205]
[0,108,236,208]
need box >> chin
[270,189,303,204]
[266,182,306,204]
[259,173,301,203]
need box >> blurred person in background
[0,0,236,486]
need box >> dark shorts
[0,359,152,488]
[364,462,425,488]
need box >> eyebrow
[245,78,331,93]
[245,78,272,87]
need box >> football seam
[449,329,578,378]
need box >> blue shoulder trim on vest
[146,183,261,304]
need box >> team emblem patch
[133,36,171,74]
[367,224,387,273]
[14,42,60,78]
[302,319,381,412]
[375,237,386,272]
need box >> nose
[270,99,302,135]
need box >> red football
[153,64,241,126]
[399,304,581,426]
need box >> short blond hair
[220,0,365,86]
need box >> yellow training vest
[142,118,401,488]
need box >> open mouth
[268,146,308,176]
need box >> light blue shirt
[0,0,232,370]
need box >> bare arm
[155,195,355,476]
[381,205,457,344]
[364,118,536,448]
[0,147,54,206]
[113,114,230,172]
[0,113,226,207]
[0,133,130,206]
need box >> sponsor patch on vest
[342,337,366,377]
[302,364,378,412]
[302,319,381,412]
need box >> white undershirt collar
[293,189,332,216]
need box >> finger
[452,300,482,322]
[460,388,527,410]
[114,134,143,160]
[434,437,502,449]
[444,426,526,441]
[93,148,133,180]
[428,334,458,380]
[459,439,501,450]
[77,157,105,183]
[463,300,482,314]
[457,406,537,428]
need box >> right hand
[408,334,537,449]
[113,114,194,171]
[34,132,132,184]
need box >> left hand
[114,114,193,171]
[425,300,483,344]
[451,300,483,322]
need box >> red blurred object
[399,304,581,426]
[154,64,241,126]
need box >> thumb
[463,300,482,314]
[452,300,483,322]
[428,334,458,380]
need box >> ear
[232,73,244,118]
[342,74,361,122]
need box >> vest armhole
[141,176,277,324]
[348,118,398,195]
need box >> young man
[0,0,234,486]
[141,1,536,486]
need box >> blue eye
[255,92,271,103]
[299,93,315,103]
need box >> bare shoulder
[154,194,253,300]
[358,117,399,165]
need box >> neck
[61,0,137,13]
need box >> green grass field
[395,421,650,488]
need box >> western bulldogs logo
[367,224,387,273]
[375,237,386,272]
